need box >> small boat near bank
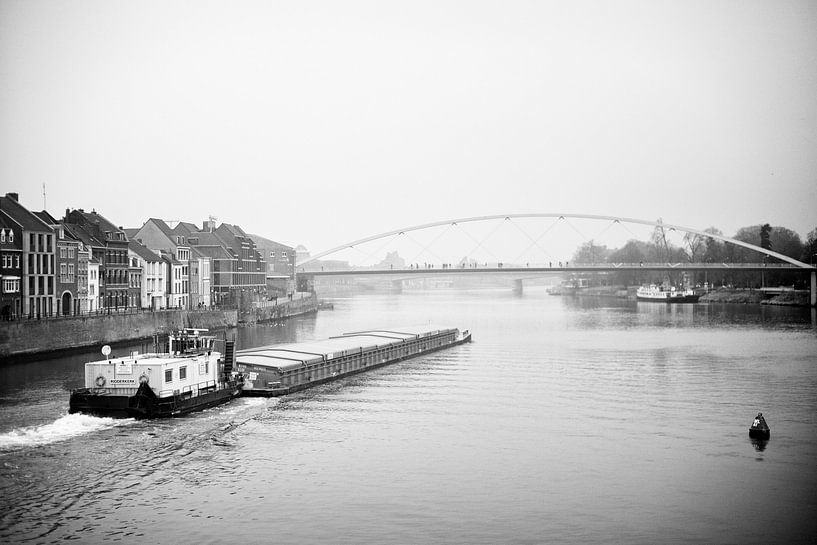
[749,412,770,440]
[236,326,471,397]
[636,284,701,303]
[69,329,243,418]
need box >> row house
[128,240,166,310]
[0,207,23,319]
[64,209,130,310]
[35,210,83,316]
[0,193,56,318]
[177,220,266,306]
[130,219,191,309]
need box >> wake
[0,413,135,451]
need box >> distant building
[249,234,295,296]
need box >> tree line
[571,222,817,288]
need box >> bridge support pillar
[513,279,523,295]
[297,274,315,293]
[811,271,816,307]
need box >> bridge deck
[303,263,815,276]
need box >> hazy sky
[2,0,815,256]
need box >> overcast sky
[1,0,815,256]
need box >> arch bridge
[296,214,816,305]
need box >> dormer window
[8,231,12,243]
[0,230,5,242]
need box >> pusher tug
[69,329,243,419]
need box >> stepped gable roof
[220,223,247,237]
[129,239,162,262]
[0,194,53,232]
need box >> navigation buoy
[749,412,770,440]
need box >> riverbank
[0,294,318,362]
[548,285,812,307]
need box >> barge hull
[238,328,471,398]
[69,382,242,419]
[242,334,471,397]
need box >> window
[68,247,75,258]
[0,230,5,242]
[164,369,173,383]
[60,247,67,258]
[8,231,12,243]
[179,366,187,380]
[269,251,275,258]
[3,278,20,293]
[282,251,287,258]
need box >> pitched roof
[0,194,53,232]
[129,239,162,262]
[145,218,175,238]
[174,222,199,235]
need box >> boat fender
[95,375,106,387]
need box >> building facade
[64,209,129,310]
[0,209,23,319]
[1,193,56,318]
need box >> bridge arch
[297,213,813,269]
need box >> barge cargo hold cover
[235,327,471,397]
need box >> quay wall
[0,310,238,360]
[0,294,318,360]
[239,293,318,324]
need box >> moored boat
[636,284,700,303]
[749,412,770,439]
[236,326,471,397]
[69,329,243,418]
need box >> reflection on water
[1,289,815,544]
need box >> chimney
[6,192,19,201]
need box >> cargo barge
[235,327,471,397]
[69,329,243,418]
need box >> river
[1,289,816,544]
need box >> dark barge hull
[69,381,243,419]
[242,332,471,397]
[636,295,701,303]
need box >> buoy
[749,412,770,440]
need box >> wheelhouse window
[179,366,187,380]
[164,369,173,383]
